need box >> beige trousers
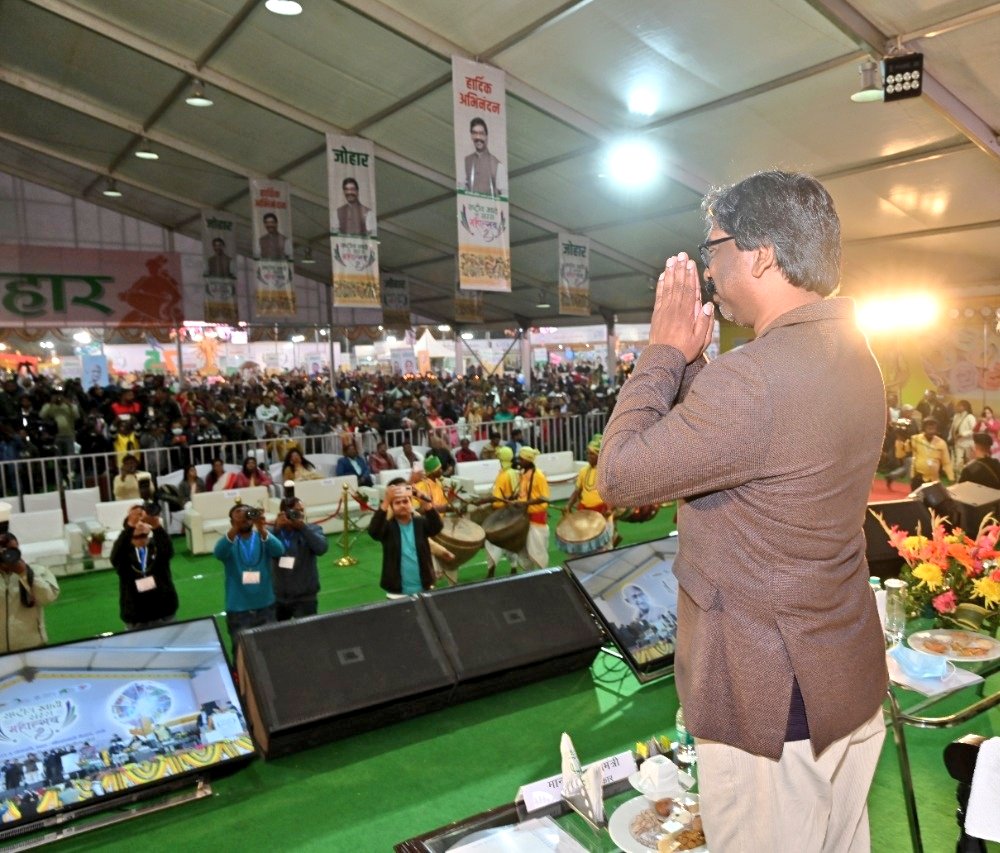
[518,523,550,570]
[695,708,885,853]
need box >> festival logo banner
[327,134,380,309]
[381,275,410,329]
[452,56,510,293]
[558,232,591,317]
[454,284,483,324]
[201,210,239,325]
[249,178,295,317]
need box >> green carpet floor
[21,506,1000,852]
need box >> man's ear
[750,243,778,279]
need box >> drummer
[565,433,615,551]
[483,446,522,577]
[411,456,448,513]
[514,446,551,570]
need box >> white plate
[607,794,707,853]
[907,629,1000,662]
[627,768,693,800]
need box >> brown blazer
[598,297,888,760]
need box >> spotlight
[134,140,159,160]
[437,324,451,332]
[185,80,214,107]
[461,332,474,340]
[291,334,305,343]
[102,179,123,198]
[265,0,303,14]
[850,60,884,103]
[607,139,660,187]
[883,53,923,102]
[300,246,316,264]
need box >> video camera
[0,546,21,567]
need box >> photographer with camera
[368,477,443,597]
[270,484,328,620]
[110,504,178,630]
[0,532,60,652]
[214,502,284,644]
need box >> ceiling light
[265,0,303,14]
[883,53,923,102]
[73,330,92,344]
[319,328,328,336]
[607,139,660,187]
[627,86,659,117]
[377,325,384,331]
[300,245,316,264]
[850,60,884,103]
[185,80,214,107]
[134,140,159,160]
[40,341,54,349]
[536,290,551,309]
[461,332,474,340]
[386,335,397,344]
[0,343,6,351]
[291,334,305,343]
[102,179,123,198]
[437,324,451,332]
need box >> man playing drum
[514,447,550,570]
[564,433,615,551]
[483,446,522,576]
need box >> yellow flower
[972,577,1000,607]
[912,562,945,591]
[902,536,928,554]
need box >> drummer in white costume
[564,433,615,551]
[483,446,522,576]
[514,447,550,570]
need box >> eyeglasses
[698,235,735,268]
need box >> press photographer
[0,529,61,653]
[270,483,328,621]
[110,504,179,630]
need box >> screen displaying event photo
[564,535,680,681]
[0,618,253,833]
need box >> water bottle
[675,706,696,765]
[884,578,908,647]
[868,576,882,592]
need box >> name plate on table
[515,750,636,813]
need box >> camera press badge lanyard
[134,544,156,592]
[278,529,295,570]
[237,531,262,585]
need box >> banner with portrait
[327,134,380,308]
[249,178,295,317]
[452,56,510,292]
[454,285,483,324]
[558,232,591,317]
[381,275,410,329]
[201,210,239,325]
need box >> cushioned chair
[8,509,72,574]
[267,475,375,535]
[23,491,62,514]
[534,451,587,501]
[454,459,501,498]
[183,486,270,555]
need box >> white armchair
[8,509,72,575]
[183,486,269,555]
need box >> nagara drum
[556,509,611,554]
[481,505,530,553]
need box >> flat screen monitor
[564,535,679,682]
[0,618,253,840]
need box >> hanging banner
[381,275,410,329]
[454,285,483,324]
[249,178,295,317]
[201,211,239,325]
[327,134,380,308]
[452,56,511,293]
[558,232,591,317]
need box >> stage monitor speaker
[864,499,932,580]
[947,481,1000,534]
[236,598,456,759]
[421,568,605,702]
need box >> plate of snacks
[907,629,1000,661]
[607,794,707,853]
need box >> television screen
[0,618,253,838]
[564,535,679,682]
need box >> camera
[245,507,263,521]
[285,509,303,521]
[0,546,21,567]
[143,501,162,517]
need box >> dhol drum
[434,516,486,583]
[481,505,530,554]
[614,504,661,524]
[556,509,611,555]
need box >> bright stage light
[856,293,941,335]
[606,139,660,188]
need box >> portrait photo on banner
[452,56,507,201]
[249,178,293,262]
[327,134,378,239]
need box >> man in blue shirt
[214,503,285,645]
[368,478,442,596]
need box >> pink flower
[991,568,1000,583]
[933,589,958,614]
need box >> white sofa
[9,509,73,574]
[266,475,375,535]
[453,459,500,498]
[534,451,587,501]
[23,492,62,513]
[183,486,270,555]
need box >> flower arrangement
[874,510,1000,635]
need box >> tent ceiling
[1,0,998,329]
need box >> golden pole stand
[335,482,359,566]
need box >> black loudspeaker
[864,499,932,580]
[236,598,456,759]
[947,482,1000,535]
[420,568,605,702]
